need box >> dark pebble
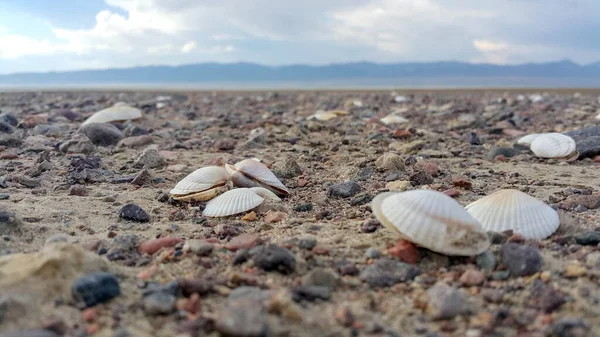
[528,280,565,313]
[487,231,508,244]
[501,243,542,277]
[548,318,589,337]
[72,272,121,308]
[291,286,331,302]
[0,194,9,200]
[360,219,381,233]
[564,126,600,159]
[251,244,296,274]
[336,260,360,276]
[79,123,125,146]
[350,194,372,206]
[359,258,420,287]
[215,287,269,337]
[573,231,600,246]
[469,132,482,145]
[118,204,150,223]
[410,171,434,186]
[476,250,497,272]
[427,283,470,320]
[177,279,213,296]
[68,185,88,196]
[298,238,317,250]
[488,147,519,159]
[293,203,313,212]
[328,181,361,198]
[141,281,180,297]
[144,292,176,315]
[232,249,250,265]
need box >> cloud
[181,41,197,53]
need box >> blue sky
[0,0,599,74]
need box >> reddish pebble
[443,189,461,198]
[204,157,225,166]
[137,237,183,255]
[0,146,5,152]
[391,129,411,139]
[225,234,261,251]
[451,175,472,189]
[502,129,526,137]
[494,154,509,162]
[87,324,99,335]
[81,308,97,322]
[265,211,286,223]
[297,178,308,187]
[107,231,117,238]
[414,160,439,176]
[312,245,329,255]
[334,307,355,327]
[593,155,600,163]
[205,237,220,244]
[388,239,419,264]
[0,152,18,160]
[459,269,485,286]
[184,293,201,314]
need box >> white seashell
[595,111,600,120]
[465,189,559,240]
[380,114,409,125]
[81,104,143,126]
[203,188,265,217]
[353,100,363,108]
[307,110,348,121]
[170,166,230,200]
[371,190,490,256]
[249,187,281,201]
[530,133,576,158]
[230,159,290,196]
[394,95,407,103]
[516,133,543,147]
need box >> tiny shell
[81,104,143,126]
[170,166,231,201]
[371,190,490,256]
[516,133,543,147]
[465,189,559,240]
[202,188,265,217]
[307,110,349,121]
[530,133,576,158]
[380,114,409,125]
[229,159,290,196]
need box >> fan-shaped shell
[371,190,490,256]
[232,159,290,196]
[516,133,543,147]
[170,166,230,200]
[249,187,281,202]
[202,188,265,217]
[82,105,143,126]
[530,133,576,158]
[465,189,559,240]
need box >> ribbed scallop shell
[170,166,230,197]
[380,114,409,125]
[202,188,265,217]
[82,105,143,126]
[465,189,559,240]
[249,187,281,201]
[372,190,490,256]
[530,133,576,158]
[516,133,543,147]
[233,159,290,196]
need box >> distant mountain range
[1,60,600,88]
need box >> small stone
[251,245,296,274]
[564,263,587,278]
[528,280,565,313]
[298,237,317,250]
[443,189,461,198]
[0,208,23,235]
[293,203,313,212]
[414,160,439,176]
[59,134,96,154]
[0,152,18,160]
[476,250,497,272]
[391,129,412,139]
[215,287,269,337]
[559,194,600,210]
[226,234,261,251]
[271,158,302,179]
[469,132,482,145]
[481,289,504,303]
[214,138,236,151]
[427,283,470,320]
[365,247,381,259]
[501,243,542,277]
[178,279,213,296]
[387,239,419,264]
[312,245,329,255]
[573,231,600,245]
[68,185,88,196]
[375,153,405,172]
[167,164,187,172]
[385,180,411,192]
[334,307,355,327]
[585,252,600,268]
[265,211,286,223]
[389,140,425,154]
[574,204,588,213]
[119,204,150,222]
[301,268,338,289]
[459,269,485,286]
[0,194,9,200]
[242,211,257,221]
[17,176,41,188]
[183,240,214,256]
[548,318,589,337]
[488,147,518,159]
[138,237,183,255]
[131,169,153,186]
[336,260,359,276]
[117,135,154,148]
[359,258,420,287]
[81,307,97,322]
[144,292,176,315]
[80,123,124,146]
[290,285,331,302]
[133,148,166,169]
[410,171,434,186]
[491,270,510,280]
[487,231,508,245]
[360,219,380,233]
[328,181,361,198]
[72,272,121,308]
[451,175,472,188]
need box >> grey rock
[0,209,22,235]
[491,270,510,280]
[476,250,497,272]
[251,244,296,274]
[375,153,405,172]
[427,283,470,320]
[119,204,150,223]
[72,272,121,308]
[117,135,154,148]
[301,268,338,289]
[410,171,434,186]
[585,252,600,268]
[0,121,14,134]
[271,158,302,179]
[548,318,589,337]
[215,287,269,337]
[184,240,214,256]
[359,258,420,287]
[141,281,180,298]
[501,243,542,277]
[488,147,519,159]
[328,181,361,198]
[0,113,18,126]
[133,148,166,169]
[298,237,317,250]
[59,133,95,154]
[574,231,600,246]
[0,194,9,200]
[143,292,176,315]
[564,126,600,159]
[487,231,508,244]
[0,135,23,148]
[68,185,88,196]
[32,124,66,137]
[365,247,381,259]
[574,204,588,213]
[80,123,125,146]
[131,169,153,186]
[291,285,331,302]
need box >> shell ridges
[202,188,264,217]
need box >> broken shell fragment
[170,166,231,201]
[202,188,265,217]
[81,104,143,126]
[371,190,490,256]
[465,189,559,240]
[249,187,281,202]
[307,110,349,121]
[380,114,409,126]
[227,159,290,196]
[530,133,576,159]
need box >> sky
[0,0,599,74]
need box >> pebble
[183,240,214,256]
[178,279,213,296]
[389,140,425,154]
[375,153,405,172]
[226,234,261,251]
[564,263,587,278]
[585,252,600,268]
[291,285,331,301]
[117,135,153,148]
[328,181,361,198]
[564,126,600,159]
[301,268,339,289]
[488,147,518,159]
[138,237,183,255]
[293,203,313,212]
[214,138,236,151]
[475,250,497,272]
[251,244,296,274]
[414,160,439,176]
[215,287,269,337]
[529,280,565,313]
[410,171,434,186]
[548,318,589,337]
[80,123,125,146]
[0,209,23,234]
[144,292,176,315]
[68,185,88,196]
[167,164,187,172]
[573,231,600,245]
[18,176,41,188]
[501,243,542,277]
[491,270,510,280]
[387,239,419,264]
[0,194,8,200]
[0,121,14,134]
[426,283,470,320]
[336,260,360,276]
[298,237,317,250]
[559,194,600,210]
[365,247,381,259]
[442,189,461,198]
[385,180,411,192]
[131,169,153,186]
[459,269,485,286]
[72,272,121,308]
[271,158,302,179]
[451,175,472,188]
[119,204,150,222]
[265,211,286,223]
[487,231,508,244]
[133,148,166,169]
[360,219,381,233]
[359,258,420,287]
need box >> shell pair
[516,133,577,159]
[81,104,143,126]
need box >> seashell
[202,188,265,217]
[530,133,577,158]
[170,166,231,201]
[81,104,143,126]
[465,189,559,240]
[307,110,349,121]
[227,159,290,196]
[595,111,600,120]
[394,95,408,103]
[371,190,490,256]
[516,133,543,147]
[249,187,281,201]
[380,114,409,125]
